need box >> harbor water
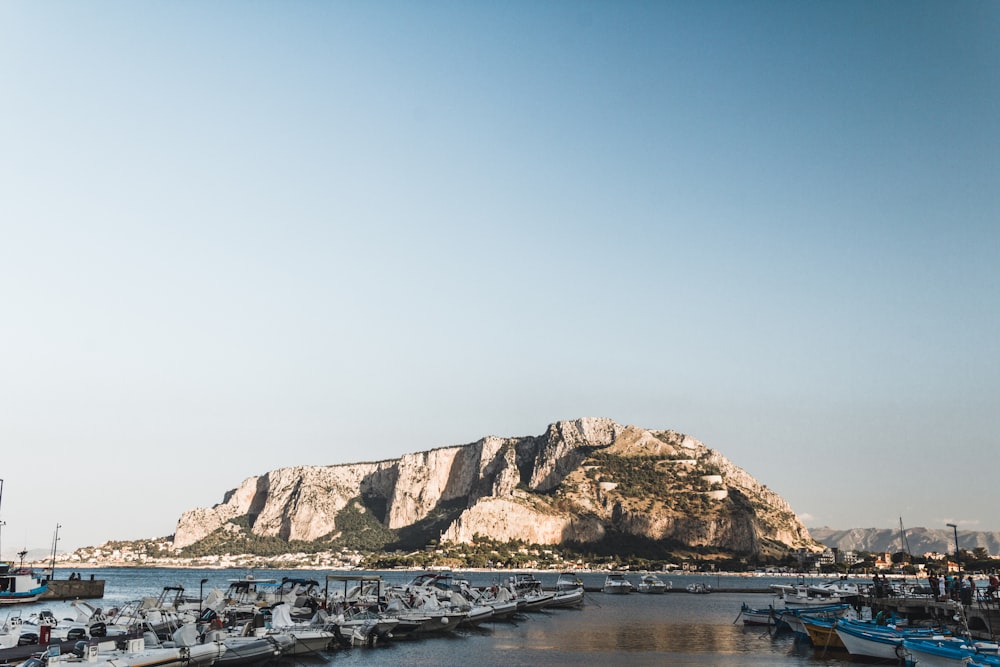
[7,568,893,666]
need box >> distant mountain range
[809,526,1000,556]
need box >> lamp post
[946,523,961,577]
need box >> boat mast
[49,523,60,580]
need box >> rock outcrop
[172,418,820,556]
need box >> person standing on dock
[960,576,973,605]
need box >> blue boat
[0,562,48,605]
[903,637,1000,667]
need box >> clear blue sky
[2,1,997,555]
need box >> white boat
[217,575,280,622]
[206,631,291,666]
[602,573,633,595]
[379,587,466,634]
[737,602,780,627]
[472,586,520,620]
[770,577,854,606]
[686,583,712,594]
[806,579,863,598]
[400,572,494,627]
[0,562,47,605]
[324,574,403,644]
[266,603,336,655]
[902,637,1000,667]
[834,618,947,661]
[0,610,90,647]
[636,574,670,594]
[548,572,585,608]
[505,574,556,610]
[771,583,842,606]
[33,627,228,667]
[555,572,584,592]
[549,586,585,608]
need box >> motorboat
[218,575,280,622]
[602,573,633,595]
[800,614,845,650]
[19,630,226,667]
[636,574,670,594]
[779,603,851,639]
[806,579,863,599]
[770,576,850,606]
[545,586,582,608]
[471,584,520,620]
[548,572,585,608]
[505,574,556,610]
[686,583,712,594]
[835,617,949,661]
[901,636,998,666]
[737,602,781,627]
[323,574,402,644]
[0,562,47,605]
[202,623,293,666]
[1,610,90,646]
[555,572,584,592]
[266,602,336,655]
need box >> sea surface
[8,568,891,666]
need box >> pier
[876,594,1000,641]
[40,577,105,601]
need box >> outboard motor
[18,632,39,646]
[67,628,88,641]
[90,621,107,638]
[72,640,89,658]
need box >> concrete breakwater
[40,577,105,600]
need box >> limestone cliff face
[172,417,819,555]
[173,461,394,548]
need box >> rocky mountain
[810,526,1000,556]
[172,418,820,558]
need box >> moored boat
[800,614,846,650]
[834,617,948,661]
[901,636,1000,667]
[602,573,633,595]
[738,602,781,628]
[548,586,585,608]
[554,572,584,592]
[636,574,670,594]
[780,603,851,639]
[0,562,48,605]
